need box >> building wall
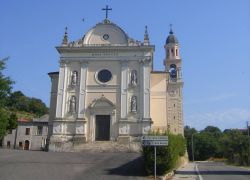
[2,122,48,150]
[49,47,154,146]
[150,72,168,132]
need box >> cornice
[56,45,155,54]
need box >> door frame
[95,115,111,141]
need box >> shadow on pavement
[105,156,147,177]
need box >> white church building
[47,7,184,151]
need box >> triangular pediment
[88,96,115,109]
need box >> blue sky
[1,0,250,130]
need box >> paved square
[0,149,147,180]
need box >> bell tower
[164,27,184,135]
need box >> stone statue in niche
[130,70,137,87]
[69,96,76,113]
[131,95,137,112]
[71,71,78,86]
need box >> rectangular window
[37,126,43,135]
[25,128,30,135]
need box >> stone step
[72,141,141,153]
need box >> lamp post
[191,131,200,162]
[191,133,195,162]
[247,121,249,137]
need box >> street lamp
[191,131,200,162]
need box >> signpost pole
[154,146,156,180]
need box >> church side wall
[48,73,58,141]
[150,73,168,132]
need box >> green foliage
[185,125,223,161]
[0,109,17,138]
[6,91,48,117]
[142,131,186,175]
[184,126,197,160]
[185,126,250,166]
[28,98,48,117]
[220,129,250,166]
[0,58,13,107]
[0,108,9,138]
[7,113,18,130]
[0,57,46,139]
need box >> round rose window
[97,69,112,83]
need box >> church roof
[166,29,178,44]
[82,19,129,45]
[59,18,151,48]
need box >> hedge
[142,131,186,175]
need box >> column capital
[60,60,69,67]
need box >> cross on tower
[102,5,112,19]
[169,24,173,34]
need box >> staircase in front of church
[72,141,141,153]
[49,140,141,153]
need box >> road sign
[141,135,168,180]
[142,140,168,146]
[141,136,168,146]
[142,136,168,140]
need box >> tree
[0,108,9,139]
[28,97,48,116]
[220,129,250,165]
[184,126,197,161]
[194,132,221,160]
[185,125,223,161]
[0,57,13,107]
[0,58,16,138]
[6,91,49,117]
[202,126,222,139]
[7,113,18,130]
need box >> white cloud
[185,108,250,130]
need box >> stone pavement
[172,162,198,180]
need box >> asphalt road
[0,149,148,180]
[197,162,250,180]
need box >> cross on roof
[102,5,112,19]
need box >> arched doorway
[24,140,29,150]
[88,96,116,141]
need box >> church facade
[47,13,183,151]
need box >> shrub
[142,131,186,175]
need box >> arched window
[171,48,174,56]
[169,64,177,79]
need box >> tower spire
[61,27,68,46]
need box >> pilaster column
[78,61,88,118]
[142,57,151,119]
[56,60,69,118]
[120,60,128,118]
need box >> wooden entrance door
[24,140,29,150]
[95,115,110,141]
